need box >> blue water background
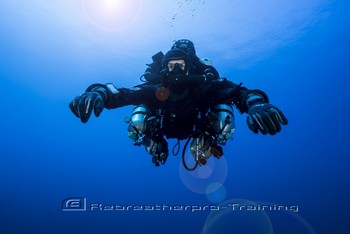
[0,0,349,233]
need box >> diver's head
[162,48,190,75]
[171,39,196,57]
[162,49,191,94]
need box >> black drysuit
[91,78,267,140]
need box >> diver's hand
[69,91,105,123]
[247,103,288,135]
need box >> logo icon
[62,197,87,211]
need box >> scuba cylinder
[125,105,150,145]
[183,104,235,170]
[210,104,235,145]
[190,136,212,165]
[125,105,169,166]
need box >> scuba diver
[133,39,226,167]
[69,46,288,171]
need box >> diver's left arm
[69,83,157,123]
[208,79,288,135]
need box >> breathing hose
[182,137,198,171]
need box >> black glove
[69,91,105,123]
[247,103,288,135]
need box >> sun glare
[100,0,122,14]
[81,0,143,31]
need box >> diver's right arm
[69,83,157,123]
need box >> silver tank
[190,136,212,163]
[211,104,235,144]
[127,105,149,141]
